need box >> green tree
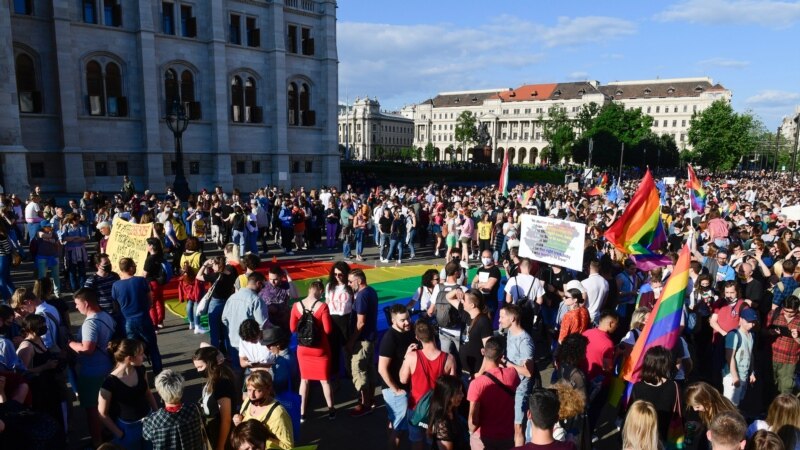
[454,111,478,155]
[424,142,437,161]
[570,103,653,167]
[687,100,759,171]
[539,147,551,165]
[446,144,455,162]
[576,102,602,133]
[541,106,576,164]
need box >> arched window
[231,76,243,122]
[244,77,257,122]
[180,70,194,103]
[287,82,298,126]
[15,53,41,113]
[288,79,314,126]
[86,60,105,115]
[105,62,125,116]
[164,68,179,110]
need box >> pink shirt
[467,367,519,440]
[460,216,474,240]
[707,218,729,239]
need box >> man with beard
[378,304,415,450]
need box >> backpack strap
[483,371,515,397]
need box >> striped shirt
[84,272,121,315]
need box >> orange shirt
[559,307,590,342]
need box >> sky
[336,0,800,129]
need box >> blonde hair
[622,400,662,450]
[630,307,651,332]
[767,394,800,433]
[686,382,738,427]
[552,381,585,420]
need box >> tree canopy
[541,106,576,163]
[686,100,760,171]
[454,111,478,155]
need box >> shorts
[514,387,529,424]
[77,374,106,408]
[722,373,747,406]
[351,340,377,393]
[460,236,471,244]
[408,415,430,444]
[446,235,457,248]
[431,224,442,234]
[382,388,409,432]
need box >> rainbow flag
[604,169,671,271]
[586,173,608,197]
[499,149,510,196]
[686,164,706,213]
[518,188,535,206]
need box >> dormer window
[454,97,460,104]
[578,88,586,96]
[615,89,623,96]
[694,85,704,93]
[644,88,652,96]
[531,90,538,97]
[471,96,478,103]
[667,87,676,95]
[553,89,561,97]
[509,91,516,98]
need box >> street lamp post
[165,100,191,202]
[792,114,800,182]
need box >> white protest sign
[663,177,676,185]
[518,214,586,272]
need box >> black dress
[23,339,64,429]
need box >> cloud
[656,0,800,28]
[536,16,637,47]
[745,90,800,107]
[697,57,751,69]
[338,16,635,108]
[567,71,590,80]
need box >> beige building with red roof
[403,77,731,164]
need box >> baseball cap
[740,308,759,323]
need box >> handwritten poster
[106,217,153,275]
[518,214,586,272]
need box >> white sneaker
[397,259,402,264]
[188,324,194,331]
[195,328,208,335]
[380,258,388,263]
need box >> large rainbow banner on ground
[162,260,463,332]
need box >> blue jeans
[406,229,416,258]
[343,234,352,258]
[125,315,163,374]
[373,226,380,246]
[0,254,15,301]
[246,229,259,255]
[387,238,403,261]
[66,260,87,292]
[35,256,61,295]
[232,230,246,256]
[354,228,364,256]
[208,297,226,350]
[186,301,200,328]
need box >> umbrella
[781,205,800,221]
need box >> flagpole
[618,142,625,182]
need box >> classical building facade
[337,97,413,160]
[0,0,339,195]
[405,77,731,164]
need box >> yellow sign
[106,217,154,276]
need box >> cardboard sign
[567,182,580,192]
[663,177,676,185]
[106,217,154,275]
[518,214,586,272]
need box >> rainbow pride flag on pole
[617,244,690,450]
[499,149,510,196]
[586,173,608,197]
[518,187,535,206]
[604,169,671,271]
[686,164,706,213]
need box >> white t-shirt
[326,283,353,316]
[412,286,435,312]
[239,340,276,366]
[504,274,545,305]
[439,261,469,286]
[581,273,609,320]
[24,202,41,222]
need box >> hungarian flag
[499,149,510,196]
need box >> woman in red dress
[289,280,335,421]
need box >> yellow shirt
[477,222,493,240]
[239,399,294,450]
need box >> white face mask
[481,257,493,266]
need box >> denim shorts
[408,418,429,444]
[382,388,408,431]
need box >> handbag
[666,381,685,450]
[196,277,219,318]
[194,404,213,450]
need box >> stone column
[134,0,166,191]
[319,0,340,187]
[53,0,86,193]
[208,0,232,190]
[0,0,28,194]
[268,4,290,190]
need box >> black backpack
[434,285,461,329]
[515,276,542,337]
[296,300,321,347]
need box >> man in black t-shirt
[377,304,415,449]
[473,249,502,317]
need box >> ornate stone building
[337,97,413,160]
[0,0,340,195]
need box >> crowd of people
[0,168,798,450]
